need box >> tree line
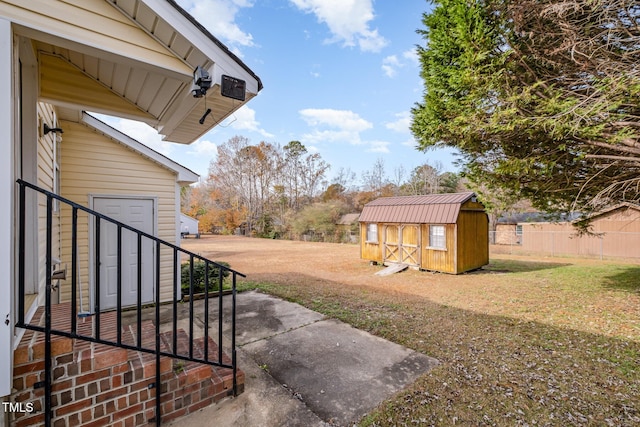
[182,0,639,240]
[181,135,462,241]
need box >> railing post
[71,208,78,334]
[44,195,53,426]
[95,217,101,340]
[232,272,237,396]
[17,182,25,327]
[136,233,142,348]
[116,225,122,345]
[172,248,178,356]
[189,255,194,360]
[204,261,210,360]
[155,240,162,427]
[218,264,223,365]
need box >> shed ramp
[375,263,409,276]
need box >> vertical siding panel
[421,224,456,273]
[360,223,383,262]
[457,210,489,273]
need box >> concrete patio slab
[233,291,326,346]
[173,291,439,426]
[167,345,327,427]
[242,316,438,425]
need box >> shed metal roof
[359,192,477,224]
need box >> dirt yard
[183,235,640,426]
[182,235,639,342]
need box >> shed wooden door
[383,224,420,266]
[383,225,400,263]
[400,225,420,266]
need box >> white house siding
[180,213,199,235]
[36,103,61,305]
[60,120,179,305]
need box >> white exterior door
[93,197,155,310]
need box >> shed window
[366,224,378,242]
[429,225,446,249]
[515,225,523,236]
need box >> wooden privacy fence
[490,230,640,259]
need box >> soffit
[8,0,261,144]
[107,0,263,143]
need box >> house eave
[108,0,263,144]
[5,0,262,145]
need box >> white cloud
[382,49,420,78]
[176,0,255,50]
[187,139,219,158]
[299,108,372,132]
[302,129,356,145]
[367,140,390,153]
[382,55,401,78]
[290,0,388,52]
[385,111,411,133]
[403,48,419,65]
[228,105,274,138]
[401,138,418,148]
[299,108,388,152]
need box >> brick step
[157,331,244,423]
[13,303,244,426]
[158,330,239,389]
[125,320,173,378]
[14,306,75,366]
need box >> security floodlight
[192,66,212,98]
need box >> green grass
[237,260,640,426]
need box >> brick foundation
[11,305,243,426]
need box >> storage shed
[359,192,489,274]
[180,213,200,238]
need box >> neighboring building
[359,193,489,274]
[180,213,200,238]
[494,212,581,245]
[518,203,640,258]
[1,0,262,425]
[336,213,360,243]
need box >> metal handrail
[16,179,244,426]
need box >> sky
[98,0,459,186]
